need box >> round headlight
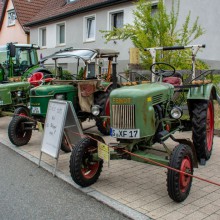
[170,106,183,119]
[91,105,100,116]
[55,94,65,100]
[17,91,22,97]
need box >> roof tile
[27,0,131,26]
[12,0,48,31]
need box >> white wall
[166,0,220,68]
[30,2,135,72]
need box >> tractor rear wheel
[94,86,114,135]
[8,116,32,146]
[167,144,193,202]
[191,97,214,161]
[69,137,103,187]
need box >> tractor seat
[28,72,44,86]
[162,76,182,86]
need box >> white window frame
[107,9,124,31]
[7,9,16,26]
[56,22,66,46]
[38,27,47,48]
[83,14,96,43]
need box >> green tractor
[69,44,220,202]
[0,43,52,117]
[8,48,119,152]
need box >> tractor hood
[0,82,30,91]
[30,84,76,96]
[110,82,174,105]
[110,82,174,138]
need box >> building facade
[28,1,135,73]
[166,0,220,68]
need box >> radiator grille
[112,105,135,129]
[152,94,163,105]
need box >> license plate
[110,128,140,139]
[31,107,41,114]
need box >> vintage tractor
[0,43,53,117]
[0,42,52,80]
[69,44,220,202]
[8,48,119,152]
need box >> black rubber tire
[14,106,30,117]
[191,97,214,161]
[69,137,103,187]
[8,116,32,146]
[94,86,114,135]
[167,144,194,202]
[60,135,72,153]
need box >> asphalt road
[0,144,129,220]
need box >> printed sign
[98,142,110,164]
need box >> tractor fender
[102,82,121,92]
[29,67,53,77]
[187,83,218,101]
[187,83,219,119]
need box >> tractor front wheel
[61,134,72,153]
[69,137,103,187]
[14,106,30,117]
[191,97,214,161]
[167,144,193,202]
[8,116,32,146]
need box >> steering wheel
[150,62,175,77]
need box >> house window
[152,3,158,15]
[84,15,96,42]
[8,10,16,26]
[110,11,123,30]
[57,23,65,45]
[39,28,46,47]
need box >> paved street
[0,143,130,220]
[1,116,220,220]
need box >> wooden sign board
[129,48,140,64]
[39,100,83,175]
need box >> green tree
[101,0,208,70]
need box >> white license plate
[31,107,41,114]
[110,128,140,139]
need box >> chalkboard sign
[40,100,83,159]
[41,100,68,158]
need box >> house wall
[0,0,27,44]
[165,0,220,68]
[30,2,135,73]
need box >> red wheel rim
[81,162,99,179]
[206,101,214,151]
[81,146,99,179]
[180,156,192,192]
[19,113,27,117]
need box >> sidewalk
[1,116,220,220]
